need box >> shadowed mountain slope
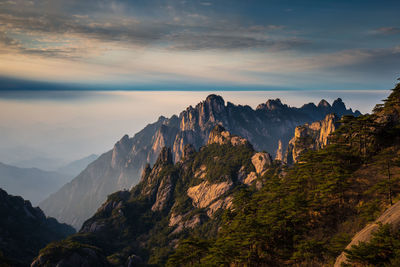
[0,188,75,267]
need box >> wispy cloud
[167,33,308,51]
[373,27,400,35]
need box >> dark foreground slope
[40,95,359,229]
[33,83,400,266]
[0,188,75,266]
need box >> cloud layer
[0,0,399,89]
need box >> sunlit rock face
[282,113,339,164]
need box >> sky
[0,1,399,169]
[0,0,399,90]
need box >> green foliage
[166,238,211,267]
[34,239,107,266]
[194,142,361,265]
[192,143,254,183]
[326,233,352,258]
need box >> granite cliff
[278,113,339,164]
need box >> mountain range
[39,95,360,229]
[56,154,99,177]
[31,83,400,266]
[0,162,70,205]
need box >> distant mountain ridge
[57,154,98,177]
[0,154,98,206]
[40,95,360,229]
[0,162,69,205]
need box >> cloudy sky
[0,0,399,90]
[0,0,399,169]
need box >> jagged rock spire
[139,163,152,182]
[111,134,132,168]
[205,94,225,107]
[256,98,287,111]
[318,99,331,108]
[282,113,339,164]
[182,144,196,160]
[155,147,173,165]
[332,98,346,113]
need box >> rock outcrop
[251,152,272,175]
[187,180,233,209]
[275,140,284,161]
[281,113,339,164]
[335,200,400,266]
[40,95,360,229]
[207,125,248,147]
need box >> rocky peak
[256,98,287,111]
[205,94,225,108]
[139,147,175,203]
[207,125,248,146]
[111,134,132,169]
[316,113,338,146]
[275,140,284,161]
[282,113,339,164]
[157,115,167,123]
[139,164,152,182]
[301,102,317,109]
[207,125,227,144]
[155,147,173,166]
[179,94,227,133]
[318,99,331,108]
[332,98,346,113]
[251,152,272,175]
[182,144,196,160]
[267,98,284,110]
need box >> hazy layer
[0,90,389,168]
